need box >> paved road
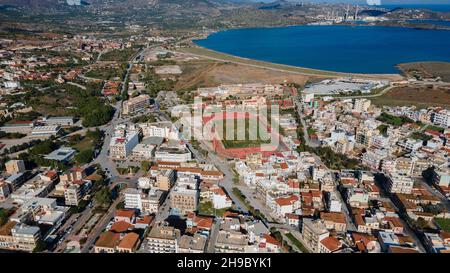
[206,220,220,253]
[81,196,123,253]
[294,99,320,148]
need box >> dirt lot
[370,85,450,108]
[398,62,450,82]
[175,60,313,91]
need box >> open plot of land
[370,85,450,108]
[175,59,312,91]
[399,62,450,82]
[179,46,403,81]
[435,218,450,232]
[217,118,271,149]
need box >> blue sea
[195,25,450,74]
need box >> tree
[416,217,429,230]
[140,161,152,172]
[94,188,112,207]
[75,149,94,165]
[0,208,9,226]
[29,140,58,155]
[33,239,47,253]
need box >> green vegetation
[198,200,228,217]
[306,127,316,136]
[132,114,158,124]
[94,187,112,208]
[85,67,125,80]
[377,124,388,135]
[143,67,176,97]
[376,112,413,127]
[69,199,89,214]
[219,118,271,149]
[435,218,450,232]
[427,125,445,133]
[285,233,310,253]
[410,132,432,141]
[270,229,295,253]
[116,201,125,210]
[70,129,103,154]
[0,131,26,139]
[74,149,94,165]
[232,187,268,222]
[100,48,137,62]
[29,140,59,155]
[148,59,176,66]
[305,146,361,170]
[33,239,48,253]
[0,208,9,226]
[140,161,152,172]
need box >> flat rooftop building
[44,147,77,162]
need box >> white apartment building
[109,125,139,159]
[124,188,143,210]
[139,122,172,138]
[353,99,371,113]
[131,143,155,161]
[146,224,180,253]
[432,167,450,187]
[397,138,423,151]
[432,109,450,127]
[122,94,150,115]
[154,145,192,163]
[387,172,414,194]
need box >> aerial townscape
[0,0,449,256]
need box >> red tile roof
[110,221,133,233]
[117,232,140,250]
[320,237,341,252]
[116,209,135,219]
[264,234,281,246]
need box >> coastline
[188,24,450,79]
[180,44,403,81]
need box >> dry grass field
[370,85,450,108]
[175,59,313,91]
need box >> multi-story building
[431,109,450,127]
[139,122,172,138]
[5,172,27,191]
[302,218,329,253]
[11,224,41,252]
[387,172,414,194]
[131,143,155,161]
[215,230,249,253]
[394,157,415,175]
[123,188,164,214]
[431,167,450,187]
[146,223,180,253]
[64,184,83,206]
[347,187,369,208]
[320,212,347,233]
[154,145,192,163]
[156,169,175,191]
[122,94,150,115]
[177,234,207,253]
[170,176,198,215]
[355,127,374,147]
[353,99,371,113]
[362,149,387,171]
[5,159,26,175]
[0,181,11,201]
[109,125,139,159]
